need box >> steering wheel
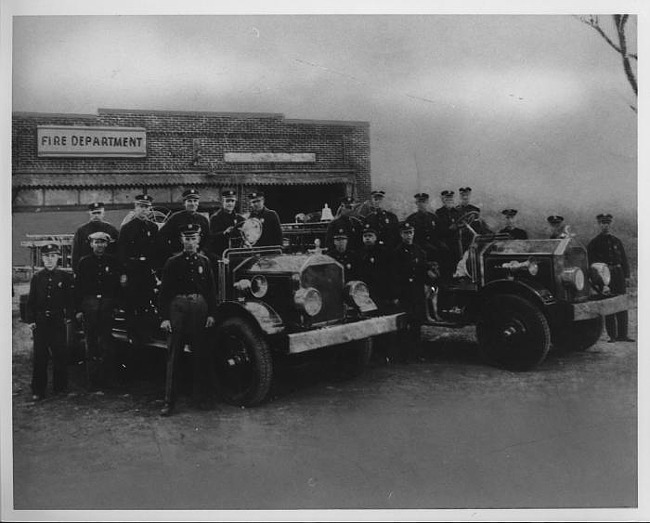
[456,210,480,229]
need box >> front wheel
[476,294,551,371]
[213,316,273,407]
[552,316,604,352]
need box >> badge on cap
[182,188,200,200]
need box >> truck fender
[480,279,556,312]
[214,301,284,336]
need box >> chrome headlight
[344,280,378,313]
[561,267,585,291]
[250,275,268,298]
[294,287,323,317]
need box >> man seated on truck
[328,226,362,282]
[247,191,283,247]
[208,189,245,258]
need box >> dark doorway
[262,184,347,222]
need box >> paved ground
[9,281,638,516]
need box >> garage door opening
[260,184,348,222]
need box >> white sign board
[37,125,147,157]
[224,152,316,163]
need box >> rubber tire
[476,294,551,371]
[330,338,373,381]
[552,316,604,352]
[214,316,273,407]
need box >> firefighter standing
[247,191,283,247]
[158,189,210,262]
[456,187,481,253]
[25,243,75,400]
[158,224,218,416]
[358,223,393,308]
[392,221,429,363]
[328,226,361,282]
[75,231,124,391]
[325,196,364,251]
[363,190,400,249]
[116,194,159,352]
[433,191,460,281]
[71,202,119,273]
[587,213,634,343]
[209,189,245,257]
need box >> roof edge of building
[285,118,369,127]
[97,108,286,119]
[12,111,98,119]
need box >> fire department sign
[37,125,147,157]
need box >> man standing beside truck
[71,202,119,273]
[587,213,634,343]
[158,223,218,417]
[25,243,75,400]
[208,189,245,257]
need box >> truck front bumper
[287,312,407,354]
[572,293,632,321]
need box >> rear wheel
[213,316,273,407]
[476,294,550,371]
[552,316,604,352]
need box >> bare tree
[577,15,637,111]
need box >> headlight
[590,262,611,286]
[294,287,323,317]
[344,280,378,313]
[250,275,268,298]
[561,267,585,291]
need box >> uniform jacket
[71,220,119,273]
[158,251,218,320]
[75,253,124,308]
[249,207,283,247]
[500,226,528,240]
[26,268,75,323]
[329,248,362,282]
[117,217,159,265]
[365,209,400,249]
[209,209,245,256]
[358,244,393,300]
[158,210,210,258]
[405,210,444,253]
[587,233,630,278]
[391,242,428,294]
[434,206,461,247]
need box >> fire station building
[12,108,371,264]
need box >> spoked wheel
[213,317,273,407]
[476,294,551,371]
[552,316,604,352]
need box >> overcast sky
[10,8,639,220]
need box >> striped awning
[12,171,355,189]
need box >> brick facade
[12,108,371,218]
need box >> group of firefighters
[24,186,632,416]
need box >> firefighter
[587,213,634,343]
[433,191,460,281]
[499,209,528,240]
[208,189,245,257]
[328,226,361,282]
[456,187,481,253]
[75,231,124,391]
[363,190,400,249]
[71,202,119,273]
[116,194,159,355]
[247,191,283,247]
[25,243,75,400]
[358,223,393,308]
[158,189,210,262]
[548,215,571,239]
[392,221,430,363]
[158,223,218,416]
[325,196,364,251]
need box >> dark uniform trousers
[392,242,428,361]
[159,252,218,406]
[587,232,630,340]
[76,254,123,389]
[26,268,75,396]
[165,294,211,405]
